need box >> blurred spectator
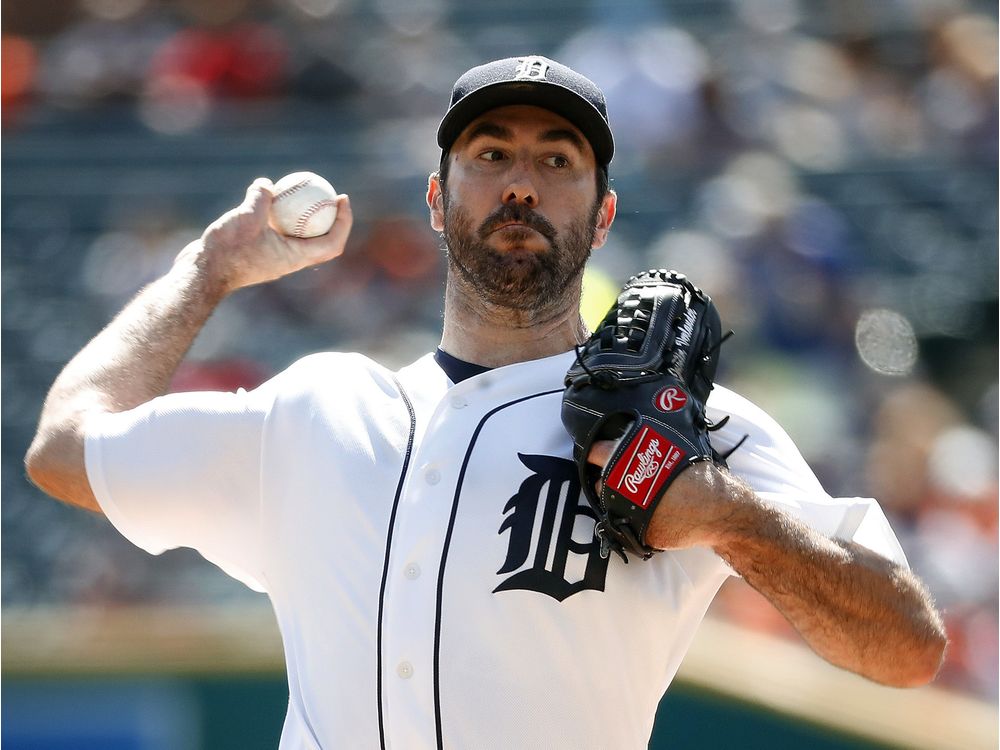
[866,382,998,696]
[147,23,289,98]
[2,35,38,103]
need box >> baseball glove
[562,269,731,563]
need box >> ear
[427,172,445,232]
[591,190,617,250]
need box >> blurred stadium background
[2,0,997,747]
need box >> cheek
[544,170,596,203]
[444,182,493,224]
[549,184,598,226]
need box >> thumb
[242,177,275,222]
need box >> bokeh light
[928,425,998,500]
[854,308,918,376]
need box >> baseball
[270,172,338,238]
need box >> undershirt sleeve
[84,385,275,592]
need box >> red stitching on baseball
[274,178,311,204]
[294,199,336,237]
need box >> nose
[502,173,538,208]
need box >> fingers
[284,193,353,263]
[587,439,617,468]
[328,194,353,244]
[588,439,618,496]
[201,179,351,290]
[586,422,634,470]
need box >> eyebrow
[464,122,513,143]
[538,128,586,153]
[464,122,586,154]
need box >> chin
[489,238,549,257]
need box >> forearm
[26,242,226,508]
[711,478,946,687]
[54,244,224,411]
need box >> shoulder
[707,385,792,450]
[264,352,399,397]
[238,352,405,424]
[706,383,825,495]
[279,351,388,378]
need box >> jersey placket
[379,376,483,750]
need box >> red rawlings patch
[653,385,688,413]
[606,426,686,509]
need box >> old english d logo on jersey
[514,56,549,80]
[493,454,609,601]
[606,426,685,509]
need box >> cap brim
[436,80,614,166]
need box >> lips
[477,206,557,241]
[490,221,534,234]
[485,219,551,239]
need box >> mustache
[477,204,557,241]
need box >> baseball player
[27,56,946,749]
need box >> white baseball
[270,172,338,238]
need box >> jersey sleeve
[84,384,276,592]
[706,386,909,570]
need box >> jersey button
[425,468,441,485]
[451,396,467,409]
[397,661,414,679]
[404,563,421,580]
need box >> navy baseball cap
[437,55,614,167]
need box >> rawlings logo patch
[654,385,688,413]
[606,426,685,509]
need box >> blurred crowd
[2,0,997,699]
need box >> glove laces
[572,342,618,389]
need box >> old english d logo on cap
[513,56,550,81]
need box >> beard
[442,196,600,313]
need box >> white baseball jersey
[85,349,907,750]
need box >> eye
[478,149,507,162]
[544,155,570,169]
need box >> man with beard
[27,56,944,749]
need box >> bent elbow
[24,430,101,513]
[881,625,949,689]
[881,571,950,688]
[907,630,948,688]
[24,436,55,493]
[908,603,950,687]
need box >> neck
[439,271,589,368]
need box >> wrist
[643,463,755,551]
[174,240,235,302]
[707,480,776,560]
